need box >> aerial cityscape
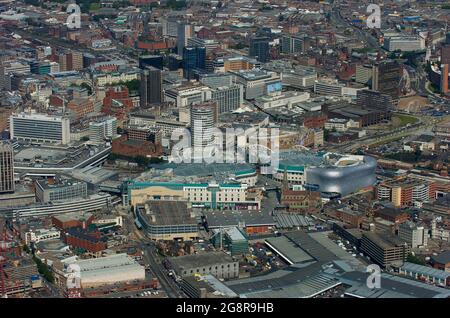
[1,0,450,303]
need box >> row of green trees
[385,150,422,163]
[23,244,55,283]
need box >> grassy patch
[369,135,405,148]
[393,114,419,126]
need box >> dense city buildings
[1,0,450,302]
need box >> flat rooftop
[14,142,111,170]
[341,271,450,298]
[265,236,315,264]
[52,211,93,223]
[204,209,275,228]
[137,200,196,226]
[169,251,236,270]
[362,231,408,249]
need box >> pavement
[140,240,186,298]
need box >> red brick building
[325,207,364,228]
[63,228,107,253]
[102,86,134,121]
[67,98,95,119]
[281,189,322,214]
[303,113,327,129]
[52,213,94,230]
[112,135,162,158]
[431,251,450,271]
[374,208,409,224]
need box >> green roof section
[235,169,257,176]
[277,164,305,172]
[128,181,244,191]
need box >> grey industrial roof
[284,231,338,263]
[400,262,450,280]
[137,200,196,226]
[225,262,324,295]
[204,210,275,228]
[242,274,341,298]
[274,213,314,229]
[184,274,238,298]
[265,236,314,264]
[340,271,450,298]
[169,251,236,270]
[431,250,450,265]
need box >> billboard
[267,82,282,94]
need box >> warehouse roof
[205,210,275,228]
[169,251,236,270]
[400,262,450,281]
[242,274,341,298]
[340,271,450,298]
[74,253,140,272]
[265,236,314,264]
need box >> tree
[80,82,92,95]
[407,253,426,266]
[166,0,186,10]
[33,256,55,283]
[23,244,31,254]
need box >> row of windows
[183,263,238,275]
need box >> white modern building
[383,36,426,52]
[254,91,310,109]
[165,84,212,107]
[231,69,281,100]
[10,112,71,145]
[398,221,428,249]
[25,228,61,245]
[65,253,145,288]
[89,116,117,144]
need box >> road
[42,279,63,298]
[329,3,381,51]
[140,241,185,298]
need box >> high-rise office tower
[140,66,163,107]
[177,22,193,55]
[190,102,218,148]
[139,55,164,70]
[0,141,14,193]
[372,60,401,104]
[356,90,393,111]
[249,37,270,63]
[281,34,308,54]
[182,46,206,78]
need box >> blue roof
[401,262,450,280]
